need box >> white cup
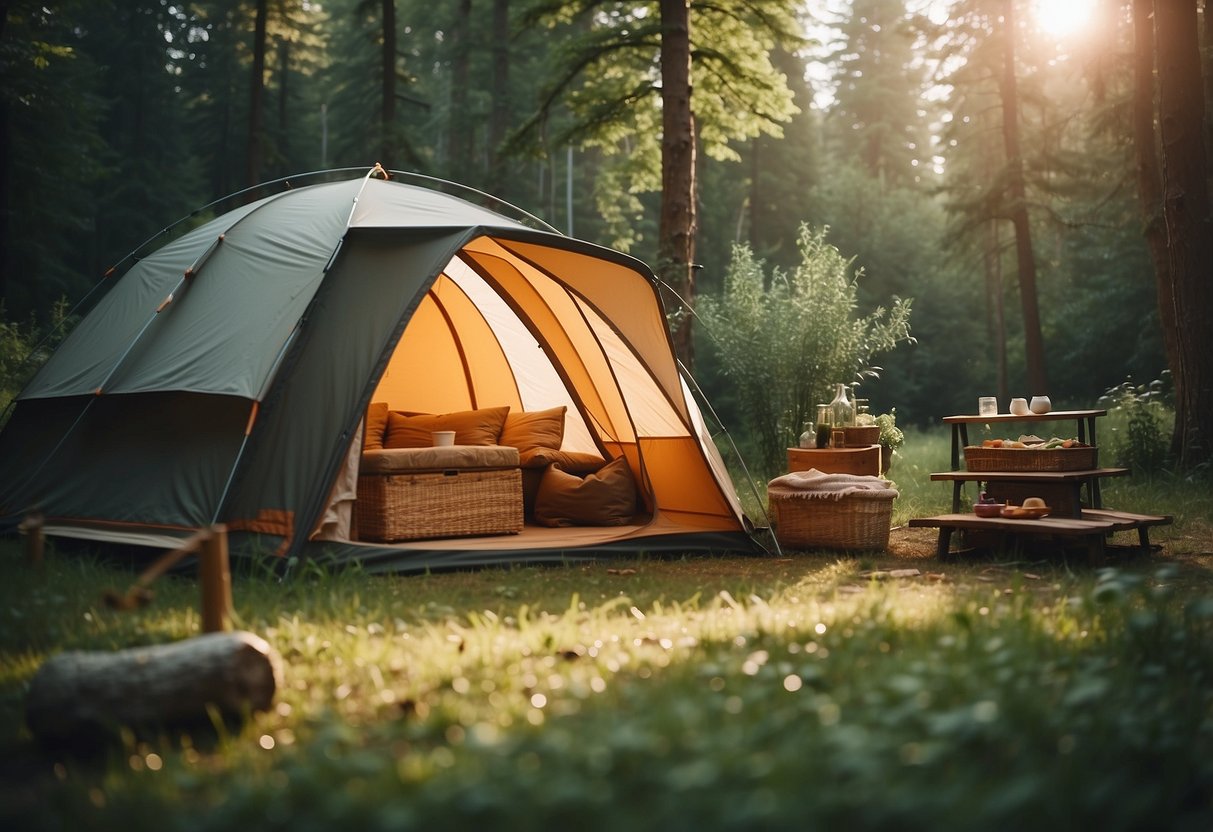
[432,430,456,446]
[1030,395,1052,414]
[978,396,998,417]
[1009,397,1030,416]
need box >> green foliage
[875,409,904,452]
[513,0,802,253]
[0,300,71,422]
[1099,374,1173,475]
[696,226,913,475]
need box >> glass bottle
[815,404,832,448]
[798,421,815,449]
[829,383,854,430]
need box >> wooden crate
[787,445,882,477]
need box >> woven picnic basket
[963,445,1097,472]
[768,488,896,551]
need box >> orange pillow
[500,406,566,454]
[384,406,510,449]
[534,456,637,527]
[363,402,390,451]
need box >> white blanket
[767,468,898,501]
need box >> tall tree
[745,47,819,272]
[513,0,801,366]
[487,0,511,193]
[0,0,110,317]
[248,0,269,186]
[1151,0,1213,468]
[380,0,396,165]
[446,0,474,175]
[658,0,696,364]
[828,0,930,190]
[997,0,1047,394]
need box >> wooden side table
[787,445,882,477]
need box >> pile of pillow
[361,403,637,526]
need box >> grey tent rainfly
[0,166,762,572]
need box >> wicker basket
[963,445,1097,472]
[843,425,880,447]
[768,489,895,551]
[357,468,523,542]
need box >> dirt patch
[886,525,940,560]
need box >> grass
[2,428,1212,830]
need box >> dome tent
[0,167,762,572]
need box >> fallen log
[25,630,283,744]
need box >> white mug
[432,430,456,446]
[1030,396,1052,414]
[1009,397,1030,416]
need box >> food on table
[980,437,1087,449]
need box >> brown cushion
[385,406,510,449]
[534,456,637,527]
[364,402,390,451]
[518,447,606,474]
[500,406,566,454]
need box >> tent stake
[103,525,233,633]
[19,513,44,567]
[199,525,233,633]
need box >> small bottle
[799,422,816,449]
[815,405,832,448]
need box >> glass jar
[815,404,832,448]
[829,383,854,429]
[798,421,815,449]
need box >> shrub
[696,225,913,474]
[0,300,71,425]
[1098,373,1172,474]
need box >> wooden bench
[1079,509,1174,551]
[908,509,1172,566]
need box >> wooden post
[199,525,232,633]
[19,513,44,567]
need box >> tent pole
[678,359,779,556]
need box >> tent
[0,168,763,572]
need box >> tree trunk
[25,631,282,744]
[1133,0,1182,451]
[487,0,510,194]
[997,0,1047,395]
[658,0,697,369]
[381,0,397,166]
[1204,0,1213,175]
[0,98,9,305]
[979,107,1009,403]
[278,38,290,174]
[247,0,268,187]
[448,0,473,177]
[1154,0,1213,469]
[985,218,1009,402]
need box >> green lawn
[2,428,1212,831]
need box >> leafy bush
[0,301,73,424]
[1099,374,1172,474]
[696,225,913,474]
